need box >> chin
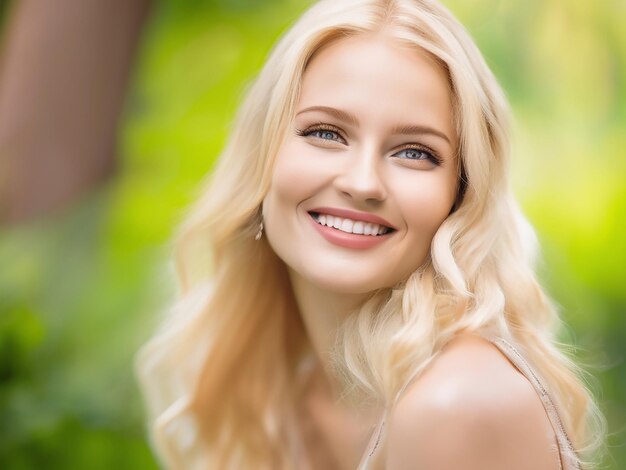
[304,269,398,296]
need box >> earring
[254,220,264,241]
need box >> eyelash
[393,145,443,166]
[295,123,346,143]
[294,123,443,166]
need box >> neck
[288,268,370,400]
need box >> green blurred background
[0,0,624,468]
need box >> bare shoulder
[385,334,561,470]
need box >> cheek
[263,139,331,253]
[266,140,325,206]
[395,173,457,242]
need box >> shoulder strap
[485,336,581,470]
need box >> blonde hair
[136,0,606,468]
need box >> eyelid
[295,122,347,144]
[392,143,443,165]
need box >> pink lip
[308,206,397,230]
[306,212,394,250]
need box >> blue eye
[295,124,347,144]
[393,147,441,165]
[309,129,342,141]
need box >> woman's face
[263,33,459,294]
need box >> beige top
[357,336,581,470]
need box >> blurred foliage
[0,0,624,468]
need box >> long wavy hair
[136,0,606,468]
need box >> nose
[333,146,387,203]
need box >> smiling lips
[311,212,391,235]
[307,207,395,249]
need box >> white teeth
[312,213,390,236]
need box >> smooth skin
[263,32,560,470]
[383,334,561,470]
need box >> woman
[137,0,605,468]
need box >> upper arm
[384,337,561,470]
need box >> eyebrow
[295,105,452,145]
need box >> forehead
[297,33,456,145]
